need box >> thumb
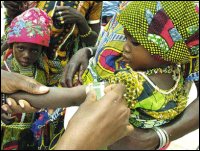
[84,89,97,104]
[18,76,49,94]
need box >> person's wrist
[152,127,170,150]
[144,128,159,150]
[147,128,160,149]
[85,47,93,58]
[76,14,86,25]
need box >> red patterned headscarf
[7,8,52,47]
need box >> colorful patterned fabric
[82,2,193,128]
[117,1,199,80]
[78,1,102,25]
[7,8,52,47]
[3,1,101,68]
[3,1,80,66]
[1,48,63,86]
[1,51,63,150]
[36,1,79,64]
[106,67,188,128]
[82,13,127,84]
[102,1,120,17]
[1,7,63,150]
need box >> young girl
[110,2,199,128]
[47,1,199,149]
[82,1,199,130]
[114,1,199,128]
[1,8,63,150]
[1,8,63,86]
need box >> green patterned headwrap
[117,1,199,79]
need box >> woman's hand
[1,70,49,94]
[61,47,91,87]
[55,84,134,150]
[55,6,85,25]
[1,70,48,119]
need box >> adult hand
[55,6,85,25]
[108,127,159,150]
[1,70,49,94]
[1,70,49,115]
[55,84,134,150]
[61,48,91,87]
[105,85,159,150]
[1,98,37,114]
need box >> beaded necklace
[145,65,180,81]
[138,65,181,95]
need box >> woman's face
[123,29,165,71]
[13,43,42,67]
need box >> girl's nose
[22,50,30,59]
[123,42,130,53]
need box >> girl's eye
[31,49,39,53]
[131,41,140,46]
[17,47,24,51]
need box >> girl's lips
[20,61,30,66]
[122,55,129,63]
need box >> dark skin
[60,28,199,149]
[12,43,42,67]
[8,85,87,109]
[55,6,98,46]
[1,70,134,149]
[109,96,199,150]
[123,29,175,89]
[61,29,175,89]
[1,69,49,124]
[108,29,199,150]
[2,2,101,54]
[2,1,23,21]
[1,42,9,56]
[60,47,97,87]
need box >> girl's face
[123,29,168,71]
[13,43,42,67]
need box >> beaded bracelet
[152,127,170,150]
[80,27,92,38]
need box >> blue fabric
[102,1,120,17]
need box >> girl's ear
[42,46,48,51]
[9,43,13,49]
